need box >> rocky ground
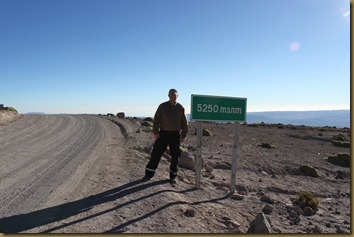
[115,116,351,233]
[0,112,351,234]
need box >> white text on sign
[197,104,242,114]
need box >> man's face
[169,92,178,103]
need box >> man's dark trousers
[145,130,181,180]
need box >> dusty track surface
[0,115,351,233]
[0,115,134,233]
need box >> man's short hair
[168,89,178,95]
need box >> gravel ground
[0,114,351,233]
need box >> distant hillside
[188,110,350,128]
[246,110,350,128]
[27,112,46,115]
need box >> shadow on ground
[0,179,230,233]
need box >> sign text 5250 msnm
[196,103,242,114]
[191,94,247,122]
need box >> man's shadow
[1,179,231,233]
[0,179,171,233]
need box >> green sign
[191,94,247,122]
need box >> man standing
[143,89,188,185]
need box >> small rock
[236,185,248,194]
[212,162,231,170]
[260,195,274,204]
[335,171,345,179]
[336,226,347,233]
[303,206,314,216]
[179,151,195,170]
[202,128,213,136]
[141,121,152,127]
[262,205,273,214]
[313,225,322,233]
[289,218,299,225]
[247,212,272,233]
[228,220,241,229]
[221,216,241,228]
[299,165,320,177]
[184,208,196,217]
[258,143,272,149]
[289,210,299,219]
[288,209,300,225]
[231,194,244,201]
[221,216,232,221]
[205,165,213,172]
[326,153,350,167]
[289,205,303,216]
[272,227,283,233]
[333,134,346,141]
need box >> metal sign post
[230,122,240,193]
[195,121,202,189]
[190,94,247,193]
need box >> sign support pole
[230,122,240,193]
[195,121,202,189]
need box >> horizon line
[246,109,350,113]
[23,108,350,116]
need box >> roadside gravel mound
[0,110,22,125]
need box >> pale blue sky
[0,0,350,117]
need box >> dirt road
[0,114,136,233]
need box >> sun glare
[342,10,350,18]
[289,41,300,52]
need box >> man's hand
[154,133,160,140]
[180,137,185,143]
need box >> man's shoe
[141,176,151,182]
[169,179,177,185]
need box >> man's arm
[152,104,162,139]
[180,107,188,140]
